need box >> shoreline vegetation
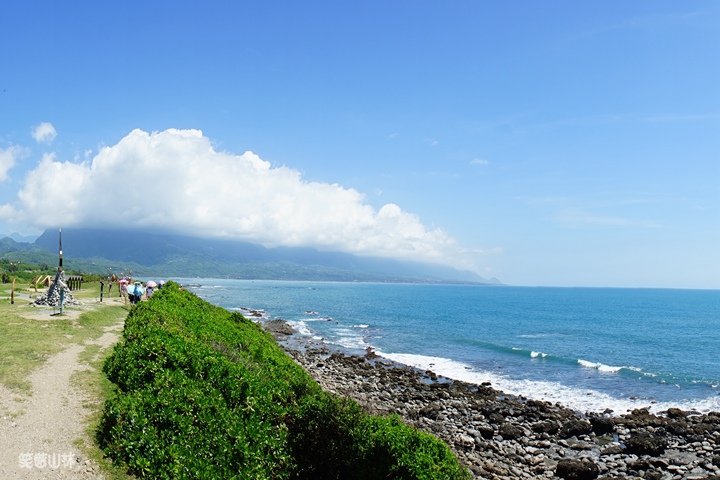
[98,282,470,479]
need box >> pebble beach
[264,319,720,480]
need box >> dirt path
[0,320,124,479]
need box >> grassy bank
[0,279,131,478]
[98,282,470,479]
[0,280,127,392]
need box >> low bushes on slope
[98,283,470,479]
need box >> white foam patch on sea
[377,351,720,414]
[577,359,624,373]
[287,320,313,337]
[334,327,368,350]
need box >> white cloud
[470,158,490,166]
[0,145,28,181]
[32,122,57,143]
[1,128,483,269]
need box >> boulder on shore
[555,459,600,480]
[263,319,295,337]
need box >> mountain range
[1,227,499,284]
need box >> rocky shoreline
[262,319,720,480]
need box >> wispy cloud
[470,158,490,166]
[518,194,665,229]
[31,122,57,144]
[643,112,720,123]
[0,145,28,181]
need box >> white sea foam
[288,320,312,337]
[376,351,720,414]
[530,351,548,358]
[578,359,623,373]
[518,333,564,339]
[334,327,368,349]
[353,324,370,329]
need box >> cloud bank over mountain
[1,128,479,270]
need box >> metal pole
[58,228,63,272]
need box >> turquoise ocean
[176,279,720,414]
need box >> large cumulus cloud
[1,128,476,268]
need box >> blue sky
[0,1,718,288]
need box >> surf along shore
[261,316,720,480]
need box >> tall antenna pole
[58,228,63,272]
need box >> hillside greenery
[98,283,470,479]
[19,228,495,283]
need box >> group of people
[113,277,164,304]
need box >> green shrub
[286,392,365,479]
[358,415,470,480]
[98,282,470,479]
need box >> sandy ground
[0,298,125,479]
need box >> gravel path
[0,321,123,479]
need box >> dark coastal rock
[475,423,495,440]
[555,458,600,480]
[693,422,716,435]
[560,419,593,439]
[642,470,664,480]
[588,415,614,435]
[263,319,295,336]
[419,402,443,420]
[624,433,668,456]
[621,407,667,429]
[533,420,560,435]
[364,346,379,359]
[600,444,624,455]
[665,419,689,436]
[486,412,505,425]
[498,423,525,440]
[628,458,653,471]
[665,407,687,418]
